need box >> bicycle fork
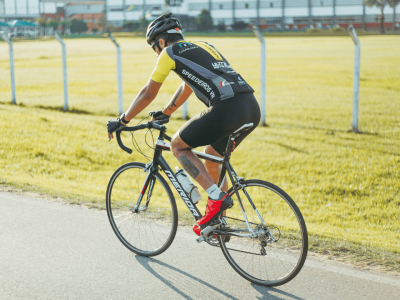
[132,163,156,213]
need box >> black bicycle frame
[117,121,253,224]
[136,127,245,222]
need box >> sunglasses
[151,40,160,52]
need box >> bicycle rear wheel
[106,162,178,257]
[219,180,308,286]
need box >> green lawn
[1,36,399,267]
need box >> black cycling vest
[166,41,254,107]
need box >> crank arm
[196,220,222,243]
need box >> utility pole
[232,0,235,23]
[282,0,285,27]
[256,0,260,28]
[308,0,312,28]
[362,2,366,30]
[123,0,126,24]
[333,0,336,26]
[104,0,108,30]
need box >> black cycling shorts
[179,93,261,156]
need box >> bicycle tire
[106,162,178,257]
[218,180,308,286]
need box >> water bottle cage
[188,185,196,198]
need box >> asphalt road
[0,191,399,300]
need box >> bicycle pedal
[196,236,205,243]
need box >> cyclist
[107,13,260,235]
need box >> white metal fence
[1,31,361,129]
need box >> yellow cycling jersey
[150,47,176,83]
[150,40,253,107]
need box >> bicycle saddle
[232,123,254,138]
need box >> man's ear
[159,38,166,49]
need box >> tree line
[122,10,249,33]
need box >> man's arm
[162,82,193,116]
[107,79,161,140]
[124,79,162,122]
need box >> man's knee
[170,132,192,158]
[204,145,222,157]
[170,133,180,158]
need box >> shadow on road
[252,284,305,300]
[136,255,303,299]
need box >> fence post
[109,35,123,115]
[182,101,188,120]
[252,26,267,126]
[1,34,16,104]
[55,33,69,111]
[348,25,361,133]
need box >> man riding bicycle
[107,13,261,236]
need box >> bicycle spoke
[107,163,177,256]
[219,180,307,286]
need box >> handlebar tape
[116,120,169,154]
[116,131,133,154]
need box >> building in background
[1,0,399,30]
[0,0,40,21]
[105,0,185,27]
[65,2,105,31]
[0,0,103,22]
[184,0,399,30]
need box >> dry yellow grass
[1,36,399,261]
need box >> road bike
[106,113,308,286]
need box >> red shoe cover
[197,194,228,226]
[193,224,201,236]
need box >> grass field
[1,36,399,269]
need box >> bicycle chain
[207,240,265,256]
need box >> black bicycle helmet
[146,12,183,45]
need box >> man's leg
[170,133,215,191]
[204,145,228,192]
[171,133,233,229]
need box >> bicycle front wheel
[219,180,308,286]
[106,162,178,257]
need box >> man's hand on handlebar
[107,118,126,141]
[151,110,171,121]
[107,113,131,140]
[108,111,171,141]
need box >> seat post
[222,136,236,161]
